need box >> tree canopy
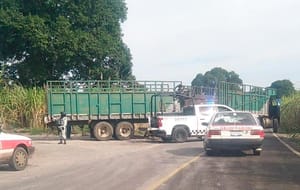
[270,79,295,98]
[191,67,243,88]
[0,0,133,87]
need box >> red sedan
[0,130,35,170]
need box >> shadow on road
[166,147,204,157]
[131,137,203,144]
[0,165,15,172]
[203,150,258,157]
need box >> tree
[191,67,243,88]
[270,80,295,98]
[0,0,133,87]
[191,73,205,87]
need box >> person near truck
[57,112,68,144]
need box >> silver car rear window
[212,112,256,126]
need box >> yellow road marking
[147,154,201,190]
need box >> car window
[212,112,256,126]
[199,106,216,117]
[218,106,233,112]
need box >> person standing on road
[57,112,68,144]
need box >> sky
[121,0,300,89]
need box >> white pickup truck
[148,104,234,142]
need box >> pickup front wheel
[172,127,188,143]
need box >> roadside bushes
[0,85,46,130]
[280,92,300,135]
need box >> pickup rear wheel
[9,147,28,171]
[172,127,188,143]
[115,121,133,140]
[93,122,113,141]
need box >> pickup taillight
[157,117,163,128]
[251,130,265,138]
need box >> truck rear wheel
[172,127,188,143]
[93,122,113,141]
[115,121,133,140]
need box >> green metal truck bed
[189,81,277,115]
[217,82,276,114]
[46,80,181,120]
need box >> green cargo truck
[44,80,181,140]
[178,81,280,132]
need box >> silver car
[203,111,264,156]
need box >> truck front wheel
[172,127,188,143]
[93,122,113,141]
[115,121,133,140]
[273,119,279,133]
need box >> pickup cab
[148,104,234,142]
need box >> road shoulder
[274,133,300,156]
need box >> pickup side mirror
[202,122,209,126]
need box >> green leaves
[270,80,295,98]
[0,0,132,87]
[192,67,243,88]
[281,92,300,134]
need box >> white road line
[147,154,201,190]
[273,133,300,157]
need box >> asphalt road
[157,133,300,190]
[0,132,299,190]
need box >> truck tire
[9,147,28,171]
[172,127,188,143]
[273,119,279,133]
[93,122,113,141]
[115,121,133,140]
[205,149,214,156]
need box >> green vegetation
[192,67,243,88]
[270,80,295,98]
[0,0,133,87]
[0,84,45,130]
[280,92,300,137]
